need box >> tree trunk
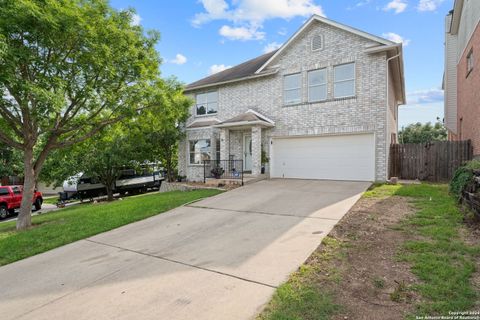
[106,186,114,201]
[17,148,35,230]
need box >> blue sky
[110,0,453,128]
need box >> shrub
[450,160,480,196]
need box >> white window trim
[307,68,327,102]
[333,62,356,99]
[188,139,212,165]
[195,91,218,117]
[283,73,302,105]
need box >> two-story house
[178,15,406,182]
[444,0,480,158]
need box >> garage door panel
[271,134,375,181]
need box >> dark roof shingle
[185,50,278,91]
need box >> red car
[0,185,43,219]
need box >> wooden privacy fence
[389,140,473,182]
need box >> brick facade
[456,23,480,157]
[179,19,400,181]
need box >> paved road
[0,179,370,320]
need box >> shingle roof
[222,112,269,124]
[185,50,279,91]
[186,119,221,129]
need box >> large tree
[398,121,447,144]
[41,79,192,195]
[0,0,161,229]
[139,79,191,182]
[42,122,144,201]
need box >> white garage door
[271,134,375,181]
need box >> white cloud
[407,88,444,104]
[383,0,408,14]
[219,25,265,41]
[382,32,411,46]
[193,0,325,41]
[170,54,187,65]
[417,0,445,12]
[263,42,282,53]
[278,27,287,36]
[355,0,372,7]
[131,13,142,26]
[209,64,232,75]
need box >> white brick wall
[181,20,395,181]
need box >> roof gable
[256,14,395,73]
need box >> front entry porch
[216,110,275,177]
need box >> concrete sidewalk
[0,179,369,320]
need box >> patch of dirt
[307,196,421,320]
[183,181,241,191]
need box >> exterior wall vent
[311,35,324,51]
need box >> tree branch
[52,117,124,149]
[0,104,23,137]
[0,130,24,149]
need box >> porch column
[251,126,262,176]
[220,128,229,160]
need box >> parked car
[0,185,43,219]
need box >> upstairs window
[334,63,355,98]
[308,68,327,102]
[196,91,218,116]
[467,49,474,77]
[284,73,302,105]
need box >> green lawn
[0,189,222,266]
[258,236,343,320]
[42,196,59,205]
[259,183,480,319]
[393,184,480,317]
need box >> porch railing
[203,160,244,185]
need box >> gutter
[213,120,275,128]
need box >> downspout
[386,51,401,180]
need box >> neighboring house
[444,0,480,157]
[179,15,406,182]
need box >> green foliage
[392,184,480,315]
[40,78,191,190]
[449,160,480,196]
[398,121,447,144]
[0,189,222,266]
[258,236,343,320]
[0,0,163,227]
[135,78,191,182]
[261,148,269,164]
[0,143,23,177]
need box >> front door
[244,134,252,171]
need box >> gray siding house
[179,15,405,182]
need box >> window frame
[283,73,302,105]
[307,68,328,103]
[333,62,356,99]
[188,139,212,165]
[195,91,218,117]
[467,48,474,77]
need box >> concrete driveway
[0,179,369,320]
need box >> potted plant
[261,148,269,174]
[211,166,224,179]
